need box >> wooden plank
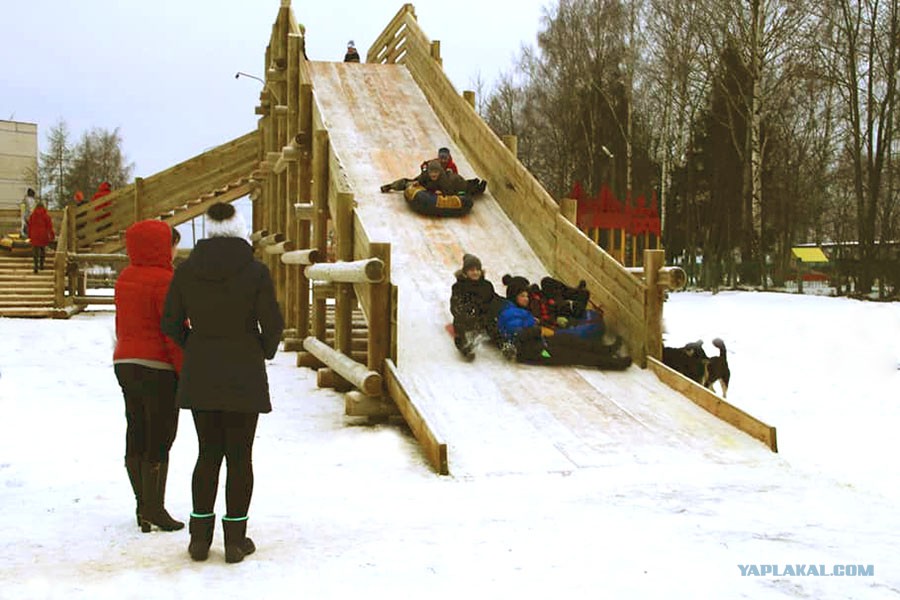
[384,359,448,475]
[648,357,778,452]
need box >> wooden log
[345,391,400,418]
[302,337,382,396]
[297,350,367,369]
[648,357,778,452]
[384,359,448,475]
[264,240,295,255]
[316,368,352,392]
[249,229,270,243]
[69,253,129,263]
[294,202,315,221]
[258,232,286,247]
[73,296,116,305]
[304,258,384,284]
[272,144,299,174]
[280,248,321,265]
[312,281,335,298]
[626,266,687,290]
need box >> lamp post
[235,72,281,103]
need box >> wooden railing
[72,131,258,250]
[368,6,670,365]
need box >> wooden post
[295,81,314,339]
[333,192,355,359]
[430,40,442,66]
[311,129,330,342]
[502,135,518,157]
[644,249,665,366]
[367,243,391,374]
[559,198,577,225]
[463,90,475,108]
[133,177,144,223]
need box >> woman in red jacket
[114,220,184,532]
[26,201,55,273]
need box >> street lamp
[234,71,281,104]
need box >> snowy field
[0,291,898,599]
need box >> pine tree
[38,119,72,209]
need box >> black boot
[188,513,215,561]
[222,517,256,564]
[139,461,185,532]
[124,456,142,527]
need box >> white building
[0,120,38,211]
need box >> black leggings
[32,245,46,271]
[114,363,179,463]
[191,410,259,518]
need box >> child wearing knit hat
[449,253,505,360]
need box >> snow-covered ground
[0,292,898,599]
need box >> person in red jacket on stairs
[113,220,185,533]
[26,201,55,273]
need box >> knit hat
[205,202,249,240]
[502,274,530,300]
[438,147,451,158]
[461,253,482,272]
[426,159,443,174]
[347,40,356,48]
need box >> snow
[1,291,898,599]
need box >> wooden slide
[307,61,767,476]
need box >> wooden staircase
[0,251,75,318]
[74,130,261,254]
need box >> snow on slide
[308,61,768,476]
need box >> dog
[663,338,731,398]
[702,338,731,398]
[662,340,708,384]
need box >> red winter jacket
[114,220,183,373]
[27,205,55,247]
[93,182,113,222]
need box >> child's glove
[556,316,569,328]
[540,326,555,337]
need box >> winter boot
[454,336,475,361]
[188,513,215,561]
[222,516,256,564]
[139,461,185,532]
[124,456,142,527]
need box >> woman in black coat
[162,202,284,564]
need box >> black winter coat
[161,237,284,413]
[450,271,504,321]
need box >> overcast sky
[3,0,550,178]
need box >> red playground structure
[567,182,661,267]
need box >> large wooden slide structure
[9,3,777,475]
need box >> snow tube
[0,233,31,255]
[403,183,473,217]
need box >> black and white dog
[663,338,731,398]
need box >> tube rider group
[380,147,487,217]
[449,253,632,370]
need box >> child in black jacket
[449,254,505,360]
